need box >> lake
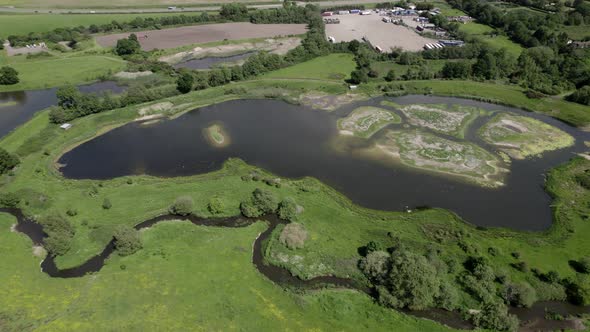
[58,96,590,230]
[0,81,126,138]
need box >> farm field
[0,12,188,36]
[95,22,307,50]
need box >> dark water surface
[0,81,126,138]
[173,52,255,70]
[59,97,590,231]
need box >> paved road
[0,0,378,13]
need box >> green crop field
[0,13,197,37]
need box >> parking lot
[324,13,436,51]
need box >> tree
[176,72,194,94]
[279,222,308,249]
[441,61,471,79]
[0,147,19,174]
[359,250,390,281]
[169,196,193,216]
[350,69,369,84]
[0,66,19,85]
[472,52,498,80]
[56,85,81,109]
[378,250,442,310]
[277,197,298,221]
[115,34,141,56]
[502,282,537,308]
[219,3,248,20]
[240,188,278,217]
[113,226,142,256]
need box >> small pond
[173,52,256,70]
[58,96,590,231]
[0,81,126,138]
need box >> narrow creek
[2,206,586,331]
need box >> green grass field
[560,24,590,40]
[0,0,276,9]
[0,49,126,92]
[459,22,524,57]
[0,12,192,37]
[263,53,355,81]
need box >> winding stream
[4,206,587,331]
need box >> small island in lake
[204,123,230,148]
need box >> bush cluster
[113,226,142,256]
[169,196,194,216]
[279,222,308,249]
[40,215,75,256]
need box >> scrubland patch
[479,113,575,159]
[381,101,482,138]
[338,107,401,138]
[372,130,507,187]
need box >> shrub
[40,215,75,256]
[66,208,78,216]
[566,274,590,305]
[115,34,141,56]
[176,72,194,93]
[385,69,396,82]
[359,250,390,281]
[279,222,308,249]
[113,226,142,256]
[368,69,379,78]
[577,257,590,273]
[0,66,19,85]
[240,201,264,218]
[102,198,112,210]
[512,261,528,272]
[0,148,19,174]
[207,196,224,215]
[169,196,193,216]
[252,188,278,213]
[471,301,519,331]
[365,240,385,255]
[277,197,298,221]
[502,282,537,308]
[0,192,20,208]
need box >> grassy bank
[459,22,523,57]
[0,53,126,92]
